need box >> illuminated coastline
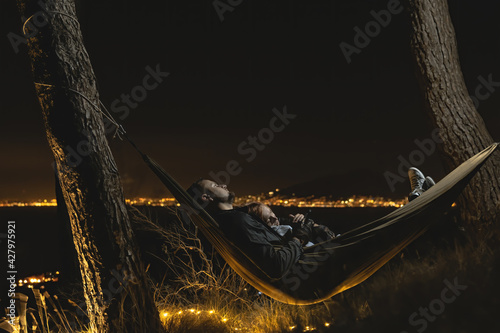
[0,199,58,207]
[0,193,406,208]
[237,193,406,208]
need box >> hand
[289,214,305,225]
[291,220,313,245]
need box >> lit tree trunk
[16,1,165,332]
[54,171,78,283]
[406,0,500,226]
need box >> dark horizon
[1,0,499,201]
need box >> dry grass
[129,206,500,332]
[18,287,89,332]
[129,206,334,333]
[328,223,500,333]
[16,207,500,332]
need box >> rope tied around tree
[22,11,81,36]
[33,82,126,141]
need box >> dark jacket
[213,208,303,279]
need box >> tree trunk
[16,1,165,332]
[54,170,79,283]
[406,0,500,227]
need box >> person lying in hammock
[187,179,308,278]
[186,167,434,279]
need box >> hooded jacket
[213,207,303,279]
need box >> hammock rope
[34,82,499,304]
[114,115,498,304]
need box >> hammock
[127,136,498,305]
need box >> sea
[0,205,397,279]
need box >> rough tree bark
[406,0,500,226]
[16,1,165,332]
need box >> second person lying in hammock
[241,201,337,247]
[186,167,434,279]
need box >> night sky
[1,0,499,200]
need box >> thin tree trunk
[406,0,500,226]
[16,1,165,331]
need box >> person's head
[244,202,279,227]
[186,178,235,211]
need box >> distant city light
[17,272,59,287]
[0,194,408,209]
